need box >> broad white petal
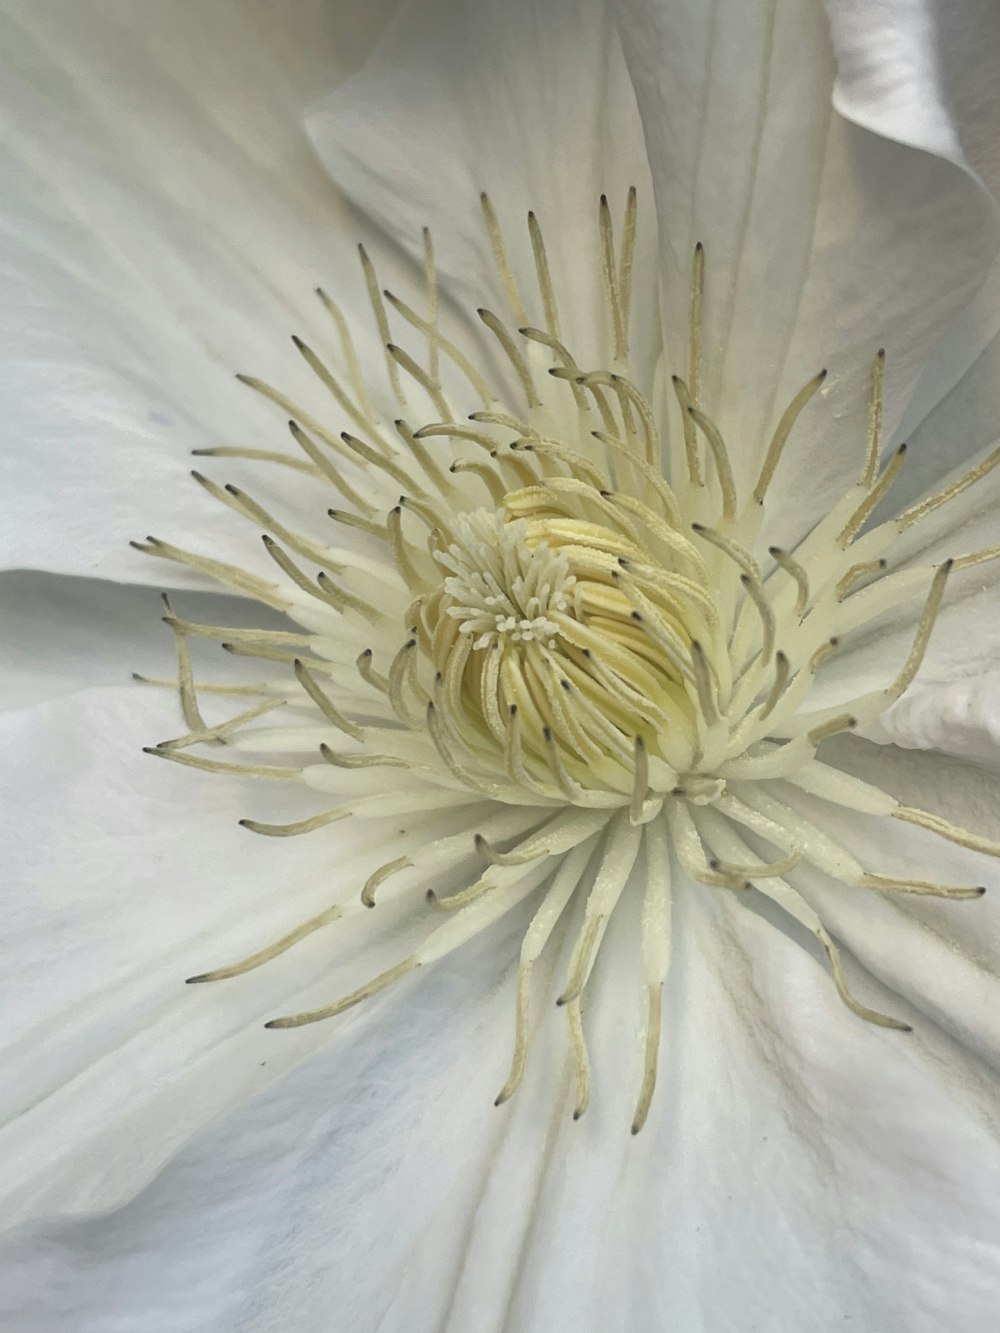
[613,0,1000,530]
[4,860,1000,1330]
[0,0,397,585]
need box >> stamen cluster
[139,192,1000,1133]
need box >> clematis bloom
[5,1,1000,1330]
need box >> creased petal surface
[0,0,397,584]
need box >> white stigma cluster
[437,511,573,650]
[140,191,1000,1134]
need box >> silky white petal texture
[4,839,1000,1332]
[826,0,1000,491]
[0,684,507,1224]
[876,674,1000,769]
[609,0,999,533]
[825,0,1000,196]
[0,0,399,585]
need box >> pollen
[138,188,1000,1135]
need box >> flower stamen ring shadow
[139,190,1000,1135]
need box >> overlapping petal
[611,0,1000,532]
[4,840,1000,1331]
[0,0,398,584]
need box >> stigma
[138,190,1000,1134]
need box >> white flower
[4,1,1000,1330]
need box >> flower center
[139,191,1000,1135]
[430,501,703,800]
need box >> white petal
[0,0,396,585]
[306,0,659,375]
[0,683,489,1223]
[613,0,1000,529]
[865,0,1000,439]
[824,0,1000,198]
[873,674,1000,771]
[4,862,1000,1330]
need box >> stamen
[896,444,1000,530]
[689,640,720,724]
[328,508,386,539]
[567,998,591,1119]
[191,446,319,475]
[283,422,376,517]
[739,574,776,662]
[386,507,424,587]
[838,444,907,546]
[893,805,1000,857]
[599,193,627,360]
[450,458,508,504]
[356,648,390,694]
[686,405,737,520]
[527,210,560,338]
[767,547,810,619]
[266,957,419,1028]
[758,650,791,721]
[478,308,541,407]
[234,374,366,470]
[688,243,704,420]
[860,873,985,901]
[362,855,413,908]
[239,807,351,837]
[671,375,703,488]
[695,523,761,580]
[293,659,364,741]
[888,560,951,698]
[807,638,840,673]
[143,746,302,781]
[820,926,910,1030]
[630,735,650,825]
[386,344,449,420]
[159,696,287,751]
[186,902,343,983]
[495,838,596,1107]
[291,334,387,449]
[381,291,493,404]
[951,543,1000,573]
[480,192,528,327]
[319,744,408,771]
[835,558,887,602]
[160,594,207,732]
[618,186,638,331]
[632,984,662,1135]
[131,537,289,611]
[358,242,406,405]
[315,285,379,426]
[863,348,886,487]
[557,815,641,1004]
[752,370,827,504]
